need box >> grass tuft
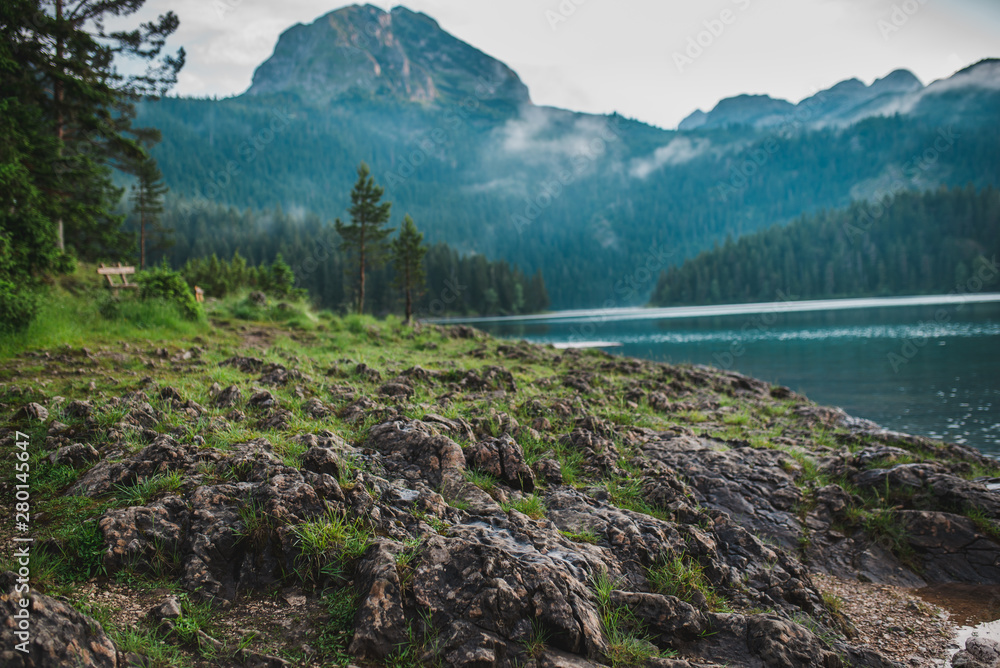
[646,554,728,611]
[501,494,547,519]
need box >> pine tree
[130,153,169,269]
[269,254,296,298]
[48,0,183,255]
[335,163,394,315]
[392,215,428,323]
[2,0,184,268]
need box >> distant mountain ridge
[246,4,530,111]
[679,59,998,131]
[139,4,1000,308]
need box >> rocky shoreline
[1,321,998,667]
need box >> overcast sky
[138,0,1000,129]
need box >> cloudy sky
[136,0,1000,129]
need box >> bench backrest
[97,266,136,276]
[97,263,138,289]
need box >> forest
[135,198,549,317]
[138,93,1000,308]
[650,187,1000,306]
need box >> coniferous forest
[650,187,1000,306]
[137,198,549,316]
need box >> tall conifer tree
[392,215,428,323]
[335,163,393,315]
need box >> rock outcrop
[3,323,997,668]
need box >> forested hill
[137,5,1000,309]
[650,187,1000,307]
[143,199,549,317]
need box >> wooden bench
[97,263,138,293]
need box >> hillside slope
[1,302,998,667]
[651,187,1000,307]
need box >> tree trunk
[55,0,65,253]
[358,226,366,315]
[140,211,146,269]
[405,284,412,324]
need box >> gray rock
[146,596,182,621]
[535,458,563,485]
[608,590,706,640]
[367,420,465,487]
[213,385,242,408]
[0,571,118,667]
[302,397,331,418]
[348,541,407,660]
[378,382,414,398]
[248,390,277,409]
[16,403,48,421]
[966,637,1000,664]
[64,399,94,419]
[302,446,341,478]
[48,443,100,468]
[465,434,535,492]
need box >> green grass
[293,508,372,582]
[822,592,844,615]
[523,618,550,658]
[646,555,728,611]
[114,625,190,667]
[963,461,1000,480]
[315,587,359,666]
[790,612,840,648]
[235,499,279,551]
[4,270,989,664]
[605,476,670,521]
[675,410,709,423]
[501,494,547,519]
[591,570,670,667]
[228,296,321,330]
[0,285,206,359]
[413,508,451,536]
[463,469,500,495]
[722,411,752,426]
[171,597,218,649]
[112,472,185,507]
[385,611,441,668]
[560,529,600,544]
[965,505,1000,542]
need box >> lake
[434,295,1000,458]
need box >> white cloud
[629,137,711,179]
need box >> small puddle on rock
[915,584,1000,665]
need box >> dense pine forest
[650,187,1000,306]
[133,199,549,317]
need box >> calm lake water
[438,295,1000,458]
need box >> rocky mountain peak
[871,68,923,93]
[245,4,530,109]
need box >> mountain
[677,62,1000,131]
[245,5,529,111]
[138,6,1000,309]
[679,94,796,131]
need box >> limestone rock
[0,571,118,667]
[465,434,535,492]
